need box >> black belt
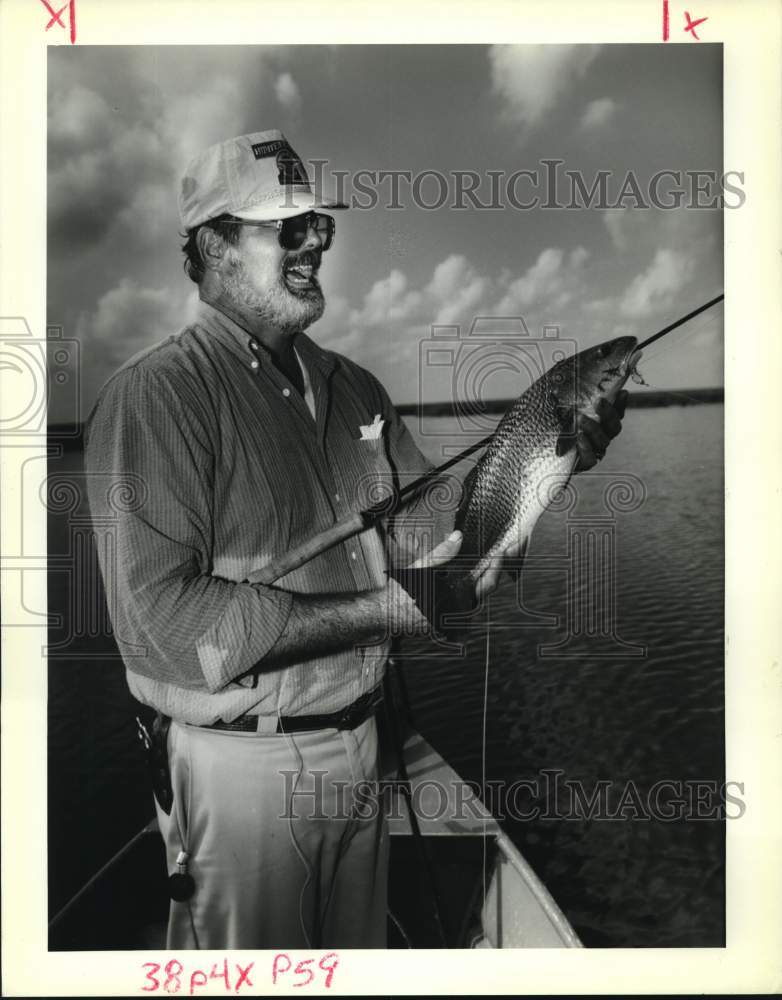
[198,685,384,734]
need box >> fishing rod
[636,293,724,352]
[248,293,724,587]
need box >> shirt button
[250,360,259,369]
[250,340,259,350]
[334,493,341,502]
[350,551,357,561]
[282,387,291,397]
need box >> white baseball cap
[178,130,347,231]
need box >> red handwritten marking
[189,970,207,995]
[292,959,314,988]
[142,962,161,992]
[39,0,66,29]
[234,962,254,992]
[39,0,76,43]
[164,959,183,993]
[143,955,325,993]
[683,10,708,39]
[272,954,292,985]
[318,953,339,990]
[662,0,670,40]
[271,953,339,989]
[209,960,230,991]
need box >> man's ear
[197,228,227,272]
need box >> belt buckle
[335,703,356,730]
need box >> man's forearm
[258,581,426,669]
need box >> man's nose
[301,219,323,250]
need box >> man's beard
[223,249,325,333]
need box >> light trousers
[156,715,389,949]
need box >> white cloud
[355,269,423,326]
[274,72,302,113]
[620,249,695,318]
[494,246,590,315]
[489,45,600,129]
[426,255,490,325]
[315,245,599,401]
[77,279,198,368]
[580,97,617,130]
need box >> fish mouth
[625,347,648,386]
[626,347,643,372]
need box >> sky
[47,44,724,422]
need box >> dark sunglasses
[229,211,335,252]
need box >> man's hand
[573,391,628,472]
[410,529,464,570]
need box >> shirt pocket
[341,435,396,512]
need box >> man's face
[221,215,325,333]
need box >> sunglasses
[228,211,335,252]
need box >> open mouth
[626,348,648,385]
[283,251,321,291]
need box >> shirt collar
[195,299,337,376]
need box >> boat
[48,682,581,951]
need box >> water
[47,405,724,946]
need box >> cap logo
[275,147,308,186]
[251,138,286,159]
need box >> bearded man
[84,130,624,950]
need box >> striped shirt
[84,300,447,725]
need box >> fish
[453,335,643,584]
[396,336,643,629]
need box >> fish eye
[596,343,610,358]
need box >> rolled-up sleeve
[84,365,293,694]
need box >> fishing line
[481,603,491,919]
[278,710,316,949]
[635,293,724,352]
[640,313,718,368]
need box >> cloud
[494,246,590,315]
[162,76,246,173]
[77,279,199,369]
[580,97,617,130]
[315,244,599,400]
[274,72,302,113]
[603,206,718,255]
[620,249,695,318]
[426,255,490,325]
[356,269,423,326]
[489,45,600,129]
[49,68,250,253]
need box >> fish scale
[449,334,641,591]
[457,375,577,580]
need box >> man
[84,130,624,950]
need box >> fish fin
[555,407,578,457]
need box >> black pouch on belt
[135,712,174,816]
